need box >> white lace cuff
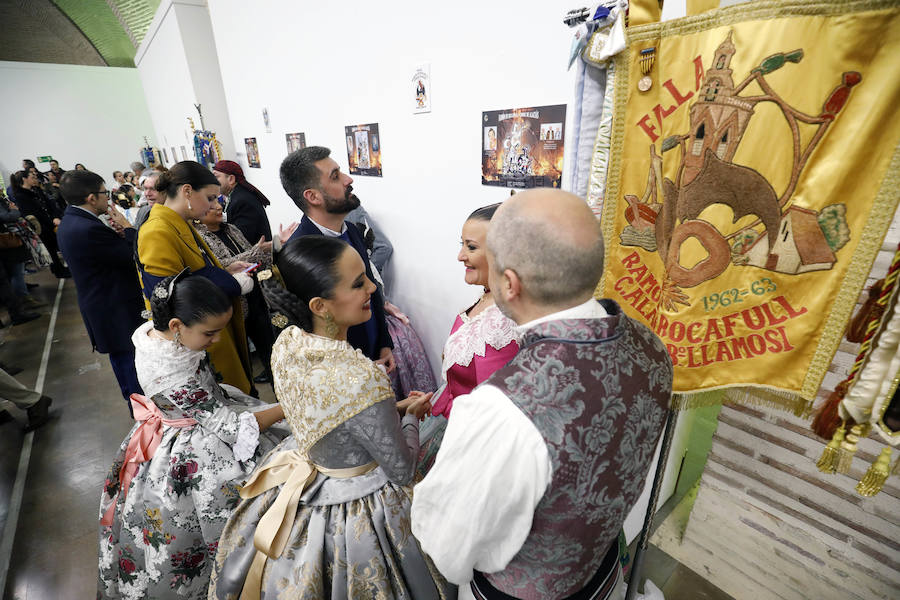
[233,411,261,462]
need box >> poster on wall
[171,147,178,164]
[162,147,169,164]
[180,145,188,161]
[245,137,261,168]
[481,104,566,189]
[412,63,431,114]
[344,123,382,176]
[286,132,307,154]
[263,108,272,133]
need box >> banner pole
[624,406,679,600]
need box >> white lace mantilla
[440,303,519,378]
[132,321,206,398]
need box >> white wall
[135,0,235,166]
[0,61,156,186]
[207,0,579,377]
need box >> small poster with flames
[482,104,566,189]
[345,123,382,177]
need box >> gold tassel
[856,447,893,496]
[817,424,845,474]
[836,423,868,474]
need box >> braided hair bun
[268,236,350,333]
[149,270,232,331]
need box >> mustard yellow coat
[137,204,252,393]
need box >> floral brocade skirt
[209,437,454,600]
[97,390,286,599]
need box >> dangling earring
[186,192,192,212]
[324,313,339,339]
[174,330,183,347]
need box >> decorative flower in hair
[153,267,192,302]
[271,313,288,329]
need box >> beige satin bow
[238,450,377,600]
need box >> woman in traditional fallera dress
[419,204,519,473]
[210,236,453,600]
[98,273,286,599]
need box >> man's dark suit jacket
[56,205,146,354]
[226,184,272,243]
[289,215,392,360]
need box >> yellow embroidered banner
[598,0,900,412]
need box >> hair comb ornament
[154,267,192,301]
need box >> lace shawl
[132,321,206,398]
[440,303,519,379]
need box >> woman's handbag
[0,230,23,249]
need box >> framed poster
[245,137,261,168]
[180,145,188,160]
[412,63,431,114]
[171,147,178,164]
[482,104,567,188]
[285,132,307,154]
[344,123,382,176]
[162,147,169,164]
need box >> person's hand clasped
[374,347,396,374]
[397,391,433,420]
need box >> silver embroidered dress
[209,326,453,599]
[98,321,284,599]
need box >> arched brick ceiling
[0,0,160,68]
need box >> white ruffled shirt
[411,299,606,585]
[131,321,260,461]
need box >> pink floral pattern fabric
[97,323,284,599]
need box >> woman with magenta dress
[419,203,520,473]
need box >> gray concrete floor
[0,270,274,599]
[1,270,729,600]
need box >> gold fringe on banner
[671,390,726,411]
[856,447,892,496]
[817,424,845,474]
[724,388,812,417]
[670,387,812,416]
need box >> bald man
[412,190,673,600]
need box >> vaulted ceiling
[0,0,161,68]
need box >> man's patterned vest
[485,300,673,600]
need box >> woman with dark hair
[98,274,285,600]
[210,236,452,600]
[137,161,256,395]
[418,203,519,473]
[74,163,87,170]
[9,169,69,278]
[195,200,275,384]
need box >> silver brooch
[153,286,169,299]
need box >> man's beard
[323,186,360,214]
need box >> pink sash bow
[100,394,197,526]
